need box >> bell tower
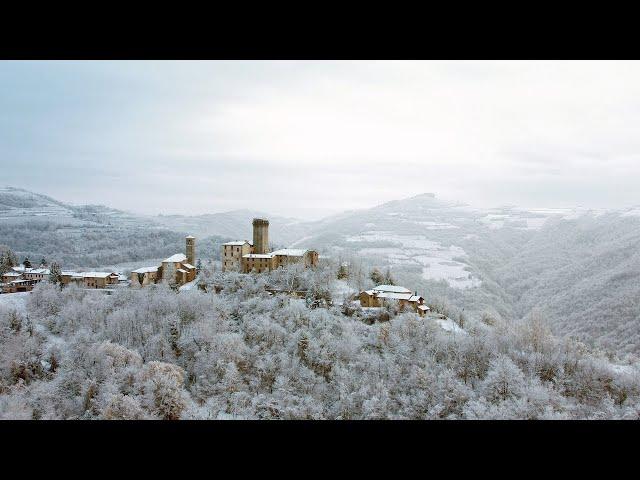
[186,235,195,266]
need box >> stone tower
[252,218,269,254]
[186,235,195,266]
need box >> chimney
[186,235,195,266]
[252,218,269,254]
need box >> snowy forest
[1,261,639,420]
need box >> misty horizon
[3,60,640,218]
[3,185,638,223]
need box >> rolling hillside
[2,186,640,354]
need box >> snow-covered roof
[418,305,430,311]
[271,248,307,257]
[181,263,195,269]
[176,268,187,274]
[185,235,195,239]
[377,292,413,300]
[223,241,251,246]
[132,266,158,274]
[372,285,412,294]
[243,254,273,259]
[361,288,421,301]
[82,272,118,279]
[2,271,21,277]
[62,272,84,278]
[25,268,50,275]
[163,253,187,263]
[61,271,84,278]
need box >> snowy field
[400,219,460,229]
[346,232,480,289]
[477,206,609,230]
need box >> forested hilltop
[0,187,305,269]
[0,263,638,420]
[3,186,640,356]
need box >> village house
[359,284,430,317]
[130,266,159,287]
[58,271,121,289]
[222,219,319,273]
[80,272,120,289]
[130,236,197,288]
[1,266,51,293]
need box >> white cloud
[3,60,640,217]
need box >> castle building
[359,284,430,317]
[130,235,197,288]
[252,218,269,254]
[221,218,319,273]
[221,241,253,272]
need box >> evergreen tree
[23,257,32,269]
[40,257,47,267]
[370,268,385,285]
[337,263,349,279]
[49,262,63,285]
[0,245,17,275]
[196,259,202,273]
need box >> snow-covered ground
[332,280,357,300]
[0,291,29,313]
[477,206,609,230]
[434,317,466,334]
[400,219,460,230]
[178,277,199,292]
[346,232,480,289]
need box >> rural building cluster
[1,217,432,323]
[1,265,51,293]
[1,264,125,293]
[222,218,318,273]
[359,284,430,317]
[130,236,197,288]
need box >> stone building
[221,218,319,273]
[221,241,253,272]
[186,235,195,266]
[1,266,50,293]
[130,235,197,288]
[59,271,120,289]
[130,266,159,287]
[359,284,430,316]
[252,218,269,254]
[80,272,120,289]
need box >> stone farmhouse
[60,271,121,289]
[60,271,120,289]
[1,266,50,293]
[130,235,197,288]
[222,218,318,273]
[359,284,430,316]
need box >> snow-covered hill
[2,186,640,354]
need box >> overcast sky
[2,60,640,219]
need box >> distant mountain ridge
[3,186,640,354]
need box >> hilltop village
[1,217,431,319]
